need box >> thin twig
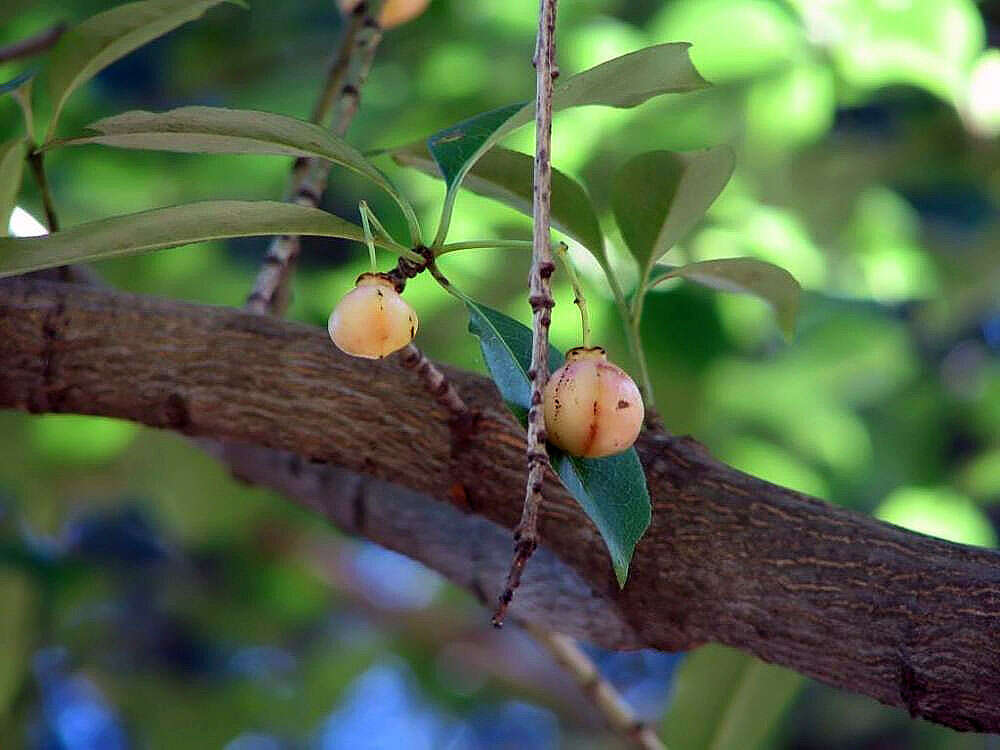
[245,1,384,315]
[492,0,560,628]
[521,621,667,750]
[0,22,67,63]
[399,344,468,415]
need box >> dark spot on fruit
[617,400,630,409]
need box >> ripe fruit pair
[328,276,643,458]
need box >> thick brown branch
[3,278,1000,732]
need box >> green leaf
[612,147,735,283]
[466,298,562,423]
[465,300,651,586]
[391,142,607,269]
[553,447,651,587]
[661,644,803,750]
[0,571,34,720]
[1,71,36,139]
[0,200,367,277]
[45,0,246,141]
[54,106,418,236]
[0,70,35,97]
[649,258,801,338]
[426,43,708,243]
[0,139,27,237]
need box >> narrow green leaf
[45,0,246,140]
[662,644,803,750]
[0,200,367,277]
[612,147,735,281]
[56,106,421,242]
[0,70,35,97]
[1,72,36,139]
[391,142,607,269]
[425,43,708,243]
[0,139,27,237]
[649,258,801,338]
[465,300,651,586]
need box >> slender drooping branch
[7,278,1000,732]
[492,0,560,629]
[245,0,384,315]
[0,22,67,63]
[522,621,666,750]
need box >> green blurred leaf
[649,257,801,338]
[0,200,368,277]
[613,147,734,286]
[392,142,606,267]
[1,72,36,139]
[876,486,996,548]
[0,70,35,97]
[785,0,985,100]
[45,0,247,140]
[56,106,417,232]
[651,0,804,83]
[662,644,804,750]
[30,413,138,464]
[465,300,650,586]
[0,571,33,721]
[426,43,708,242]
[0,139,27,237]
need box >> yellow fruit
[543,347,644,458]
[328,273,417,359]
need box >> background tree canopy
[1,0,998,747]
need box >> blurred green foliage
[1,0,999,747]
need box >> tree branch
[494,0,560,628]
[521,621,665,750]
[245,1,384,315]
[3,277,1000,732]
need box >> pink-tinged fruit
[543,347,644,458]
[328,273,417,359]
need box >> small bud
[543,347,644,458]
[328,273,417,359]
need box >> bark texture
[2,278,1000,732]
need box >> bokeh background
[2,0,999,747]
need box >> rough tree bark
[2,277,999,732]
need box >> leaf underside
[0,200,365,277]
[649,257,802,338]
[56,106,407,214]
[424,43,708,242]
[45,0,246,140]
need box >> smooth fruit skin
[328,274,417,359]
[543,347,644,458]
